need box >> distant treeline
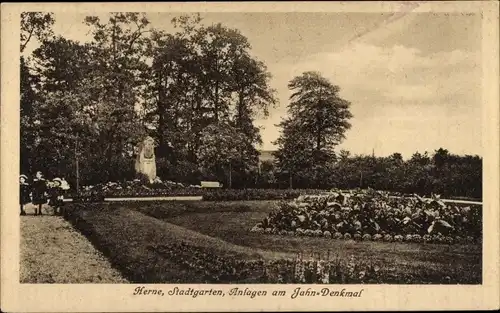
[254,149,482,200]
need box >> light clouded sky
[26,12,482,159]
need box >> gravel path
[20,204,128,283]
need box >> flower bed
[153,243,382,284]
[62,202,481,283]
[62,203,382,283]
[252,189,482,245]
[66,180,481,205]
[201,189,326,201]
[68,179,330,201]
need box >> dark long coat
[48,186,63,207]
[31,179,47,205]
[20,183,31,205]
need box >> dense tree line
[259,148,482,200]
[21,13,276,187]
[20,12,482,198]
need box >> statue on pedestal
[135,136,157,183]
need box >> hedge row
[69,188,327,202]
[69,188,412,202]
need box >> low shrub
[202,189,326,201]
[71,193,106,203]
[68,187,330,201]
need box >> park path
[20,204,128,283]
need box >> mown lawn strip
[20,212,127,283]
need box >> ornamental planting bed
[62,199,481,284]
[68,179,482,203]
[150,243,384,284]
[252,190,482,245]
[69,180,329,202]
[62,203,383,284]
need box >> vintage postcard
[1,1,499,312]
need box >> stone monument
[135,136,157,183]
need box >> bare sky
[25,12,482,159]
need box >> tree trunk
[316,132,321,152]
[229,162,232,189]
[75,135,80,193]
[157,69,165,158]
[214,80,219,122]
[189,96,203,163]
[316,89,323,151]
[237,89,244,128]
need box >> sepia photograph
[2,1,499,312]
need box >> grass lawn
[20,204,127,283]
[63,203,278,283]
[62,200,482,284]
[135,200,482,284]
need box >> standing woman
[19,174,31,215]
[31,171,48,216]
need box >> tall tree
[20,56,41,174]
[146,15,275,184]
[229,52,277,176]
[29,37,92,178]
[274,71,353,187]
[196,22,276,184]
[20,12,55,175]
[27,13,152,184]
[81,13,152,179]
[146,28,198,165]
[191,23,249,123]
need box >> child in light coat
[19,174,31,216]
[48,178,64,215]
